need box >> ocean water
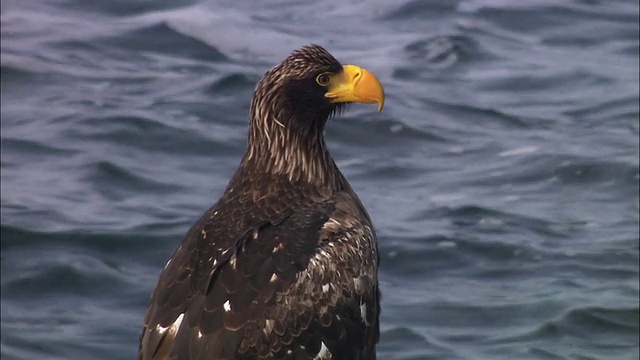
[1,0,638,359]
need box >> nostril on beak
[352,71,361,83]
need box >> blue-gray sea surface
[1,0,638,359]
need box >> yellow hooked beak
[324,65,385,111]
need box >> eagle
[139,44,385,360]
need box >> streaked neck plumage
[241,84,342,191]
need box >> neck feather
[242,100,341,190]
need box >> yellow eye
[316,73,331,86]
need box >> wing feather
[139,188,379,360]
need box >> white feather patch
[314,341,330,360]
[156,313,184,336]
[360,302,368,325]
